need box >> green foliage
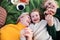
[1,0,60,24]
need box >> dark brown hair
[30,9,44,23]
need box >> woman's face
[31,11,40,24]
[44,1,57,10]
[20,14,31,27]
[44,1,58,15]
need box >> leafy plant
[1,0,60,24]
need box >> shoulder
[1,24,16,31]
[53,17,59,23]
[39,20,47,24]
[29,23,34,27]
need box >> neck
[19,21,27,27]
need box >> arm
[54,8,60,21]
[1,24,19,40]
[45,15,56,40]
[20,30,26,40]
[20,28,33,40]
[46,24,56,40]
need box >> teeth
[34,19,37,21]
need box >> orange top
[1,22,26,40]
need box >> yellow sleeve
[1,24,19,40]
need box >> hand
[21,27,33,40]
[44,8,56,16]
[45,15,54,26]
[24,27,33,40]
[47,8,56,15]
[20,29,25,38]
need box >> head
[17,12,31,27]
[30,9,41,24]
[43,0,59,15]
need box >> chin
[34,22,38,24]
[51,13,55,15]
[26,24,29,27]
[35,21,40,23]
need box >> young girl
[20,9,56,40]
[30,9,56,40]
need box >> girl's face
[31,11,40,24]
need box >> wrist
[27,37,32,40]
[48,22,54,27]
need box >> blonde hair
[42,0,59,8]
[17,12,29,23]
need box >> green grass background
[0,0,60,24]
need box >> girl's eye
[28,16,29,18]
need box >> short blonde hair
[17,12,29,23]
[42,0,59,8]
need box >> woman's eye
[46,5,48,8]
[48,3,51,5]
[52,5,55,8]
[32,16,34,18]
[36,15,38,17]
[28,16,30,18]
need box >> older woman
[43,0,60,40]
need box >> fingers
[44,8,56,15]
[24,28,33,35]
[45,15,53,21]
[24,28,32,32]
[24,28,33,38]
[47,9,55,15]
[45,15,54,26]
[20,30,25,37]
